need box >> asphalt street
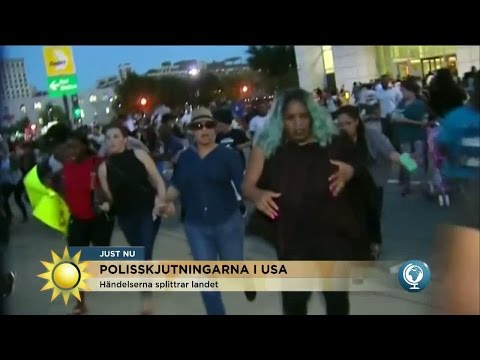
[3,179,452,315]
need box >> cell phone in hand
[399,153,417,172]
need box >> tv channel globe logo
[397,260,431,292]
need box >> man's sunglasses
[188,120,216,131]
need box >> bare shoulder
[133,148,149,160]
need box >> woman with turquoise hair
[243,88,371,315]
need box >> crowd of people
[1,65,478,315]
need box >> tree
[115,73,161,115]
[221,71,263,100]
[156,76,190,109]
[246,46,299,91]
[195,72,223,106]
[114,73,190,115]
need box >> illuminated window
[322,46,335,74]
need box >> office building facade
[295,45,480,92]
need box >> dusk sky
[4,46,249,91]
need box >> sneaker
[2,271,15,298]
[244,291,257,302]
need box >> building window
[34,101,42,110]
[89,95,97,103]
[322,46,335,74]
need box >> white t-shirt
[376,87,402,118]
[326,98,338,113]
[180,113,192,126]
[124,117,136,133]
[359,89,378,105]
[231,119,241,129]
[249,115,268,138]
[88,133,105,146]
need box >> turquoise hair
[256,88,338,158]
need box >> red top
[63,155,103,220]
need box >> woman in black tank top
[98,125,169,315]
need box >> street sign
[43,46,76,77]
[47,74,78,98]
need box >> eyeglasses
[188,120,216,131]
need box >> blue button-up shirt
[171,145,243,226]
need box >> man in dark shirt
[214,108,251,170]
[158,114,186,163]
[214,108,250,217]
[157,113,186,185]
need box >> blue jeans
[184,211,244,315]
[117,207,161,260]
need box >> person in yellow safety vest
[23,165,70,234]
[25,124,72,234]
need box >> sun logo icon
[37,247,91,305]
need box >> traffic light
[71,94,82,123]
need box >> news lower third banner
[38,247,406,304]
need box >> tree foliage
[246,46,299,91]
[115,73,190,114]
[112,53,297,115]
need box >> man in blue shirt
[164,107,248,315]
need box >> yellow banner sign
[43,46,76,76]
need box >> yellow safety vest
[23,166,70,234]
